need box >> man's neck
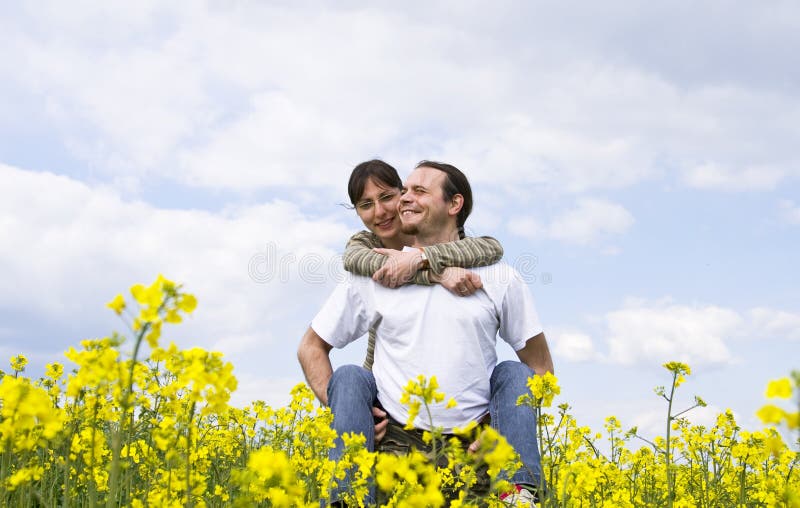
[411,227,460,247]
[382,232,414,250]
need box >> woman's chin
[373,228,399,243]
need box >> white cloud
[4,2,797,198]
[605,298,742,366]
[779,200,800,225]
[555,300,800,368]
[0,163,351,363]
[179,92,381,190]
[549,198,635,245]
[628,407,667,439]
[551,330,599,362]
[749,307,800,341]
[507,198,634,246]
[507,217,544,240]
[682,163,786,192]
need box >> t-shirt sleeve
[311,280,373,349]
[498,269,544,351]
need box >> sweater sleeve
[341,233,503,284]
[421,236,504,275]
[342,230,385,277]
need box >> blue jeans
[489,360,543,487]
[327,365,379,505]
[326,361,542,503]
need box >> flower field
[1,276,798,507]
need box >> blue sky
[1,1,798,437]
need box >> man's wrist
[417,248,429,270]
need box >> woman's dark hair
[415,160,473,237]
[347,160,402,205]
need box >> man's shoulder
[470,261,524,286]
[339,271,377,290]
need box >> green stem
[422,399,437,458]
[665,372,676,508]
[1,441,11,506]
[63,418,76,508]
[109,313,156,508]
[186,402,197,508]
[89,401,99,508]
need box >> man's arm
[297,324,390,441]
[297,326,334,405]
[515,332,554,376]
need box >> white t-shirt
[311,262,543,432]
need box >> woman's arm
[342,232,504,286]
[342,230,394,276]
[421,236,503,275]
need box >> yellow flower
[663,361,691,376]
[178,293,198,314]
[6,465,45,490]
[0,376,65,452]
[526,371,561,407]
[130,283,149,305]
[106,293,126,315]
[766,378,793,399]
[756,404,786,425]
[44,362,64,380]
[10,354,27,372]
[145,321,162,348]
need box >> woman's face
[354,177,402,242]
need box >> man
[298,161,553,506]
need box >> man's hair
[415,160,473,238]
[348,160,402,205]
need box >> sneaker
[500,484,537,507]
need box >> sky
[1,1,798,439]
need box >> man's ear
[448,194,464,217]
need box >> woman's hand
[371,248,424,288]
[431,267,483,296]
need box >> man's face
[399,166,453,236]
[355,177,403,243]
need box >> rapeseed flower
[3,278,798,507]
[106,293,126,315]
[10,354,27,373]
[766,377,793,399]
